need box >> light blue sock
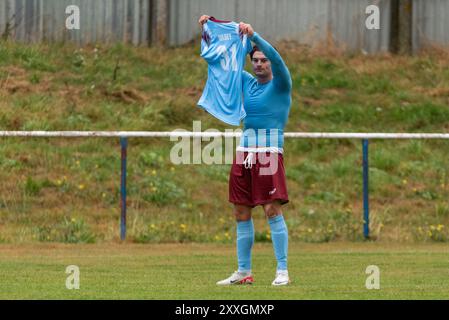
[236,219,254,273]
[268,215,288,271]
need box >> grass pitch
[0,242,448,299]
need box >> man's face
[251,51,272,79]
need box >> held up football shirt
[198,18,252,126]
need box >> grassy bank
[1,40,449,243]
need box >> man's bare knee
[234,211,252,221]
[265,210,282,219]
[234,205,252,221]
[264,202,283,218]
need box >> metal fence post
[362,139,370,239]
[120,137,128,241]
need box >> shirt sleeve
[200,24,213,60]
[250,32,292,92]
[245,35,253,55]
[242,70,254,89]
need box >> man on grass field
[198,15,293,286]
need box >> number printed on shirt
[217,44,238,72]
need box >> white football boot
[216,271,254,285]
[272,270,290,286]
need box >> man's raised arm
[239,22,292,91]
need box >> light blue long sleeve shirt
[198,19,252,126]
[240,32,292,149]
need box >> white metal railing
[2,131,448,240]
[1,131,449,139]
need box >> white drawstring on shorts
[243,152,255,169]
[237,147,283,169]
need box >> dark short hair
[250,45,260,60]
[249,45,278,60]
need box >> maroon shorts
[229,152,289,207]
